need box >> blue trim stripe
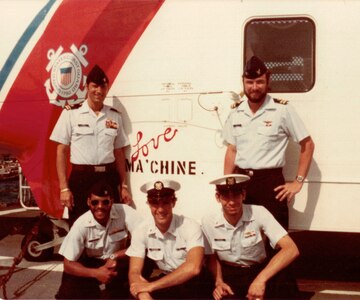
[0,0,57,91]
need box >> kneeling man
[202,175,300,300]
[56,179,141,299]
[127,179,209,299]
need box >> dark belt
[234,167,282,177]
[71,162,116,173]
[221,260,252,268]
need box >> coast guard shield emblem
[44,44,88,107]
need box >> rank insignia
[244,231,256,238]
[264,120,272,127]
[274,98,289,105]
[105,118,118,129]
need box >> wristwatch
[109,254,116,260]
[295,175,305,183]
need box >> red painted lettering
[131,127,178,162]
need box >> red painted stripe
[0,0,165,218]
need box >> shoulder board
[64,102,83,110]
[110,107,120,113]
[231,100,244,109]
[274,98,289,105]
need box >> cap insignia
[226,177,236,186]
[154,181,164,191]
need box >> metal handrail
[18,166,39,211]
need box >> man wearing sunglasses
[126,179,210,299]
[55,180,141,299]
[202,174,300,300]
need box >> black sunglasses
[90,199,111,206]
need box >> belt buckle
[94,166,106,172]
[240,264,251,268]
[247,170,254,177]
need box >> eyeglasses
[90,199,111,206]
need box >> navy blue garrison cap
[88,179,113,198]
[243,56,268,79]
[86,64,109,85]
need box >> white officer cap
[209,174,250,194]
[140,179,180,202]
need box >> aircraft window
[244,17,315,93]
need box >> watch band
[296,175,305,183]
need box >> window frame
[243,16,316,93]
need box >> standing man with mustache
[222,56,315,230]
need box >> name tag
[214,238,226,242]
[148,248,161,251]
[176,247,186,251]
[78,124,90,127]
[233,124,242,127]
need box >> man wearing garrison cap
[202,175,300,300]
[222,56,315,230]
[50,64,131,225]
[126,179,211,299]
[56,180,141,299]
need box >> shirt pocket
[241,230,262,247]
[73,126,94,141]
[104,128,118,137]
[212,238,231,251]
[85,237,104,257]
[257,125,279,137]
[109,229,128,249]
[257,126,279,150]
[147,247,164,261]
[232,125,246,137]
[101,128,118,148]
[241,231,265,261]
[173,242,187,260]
